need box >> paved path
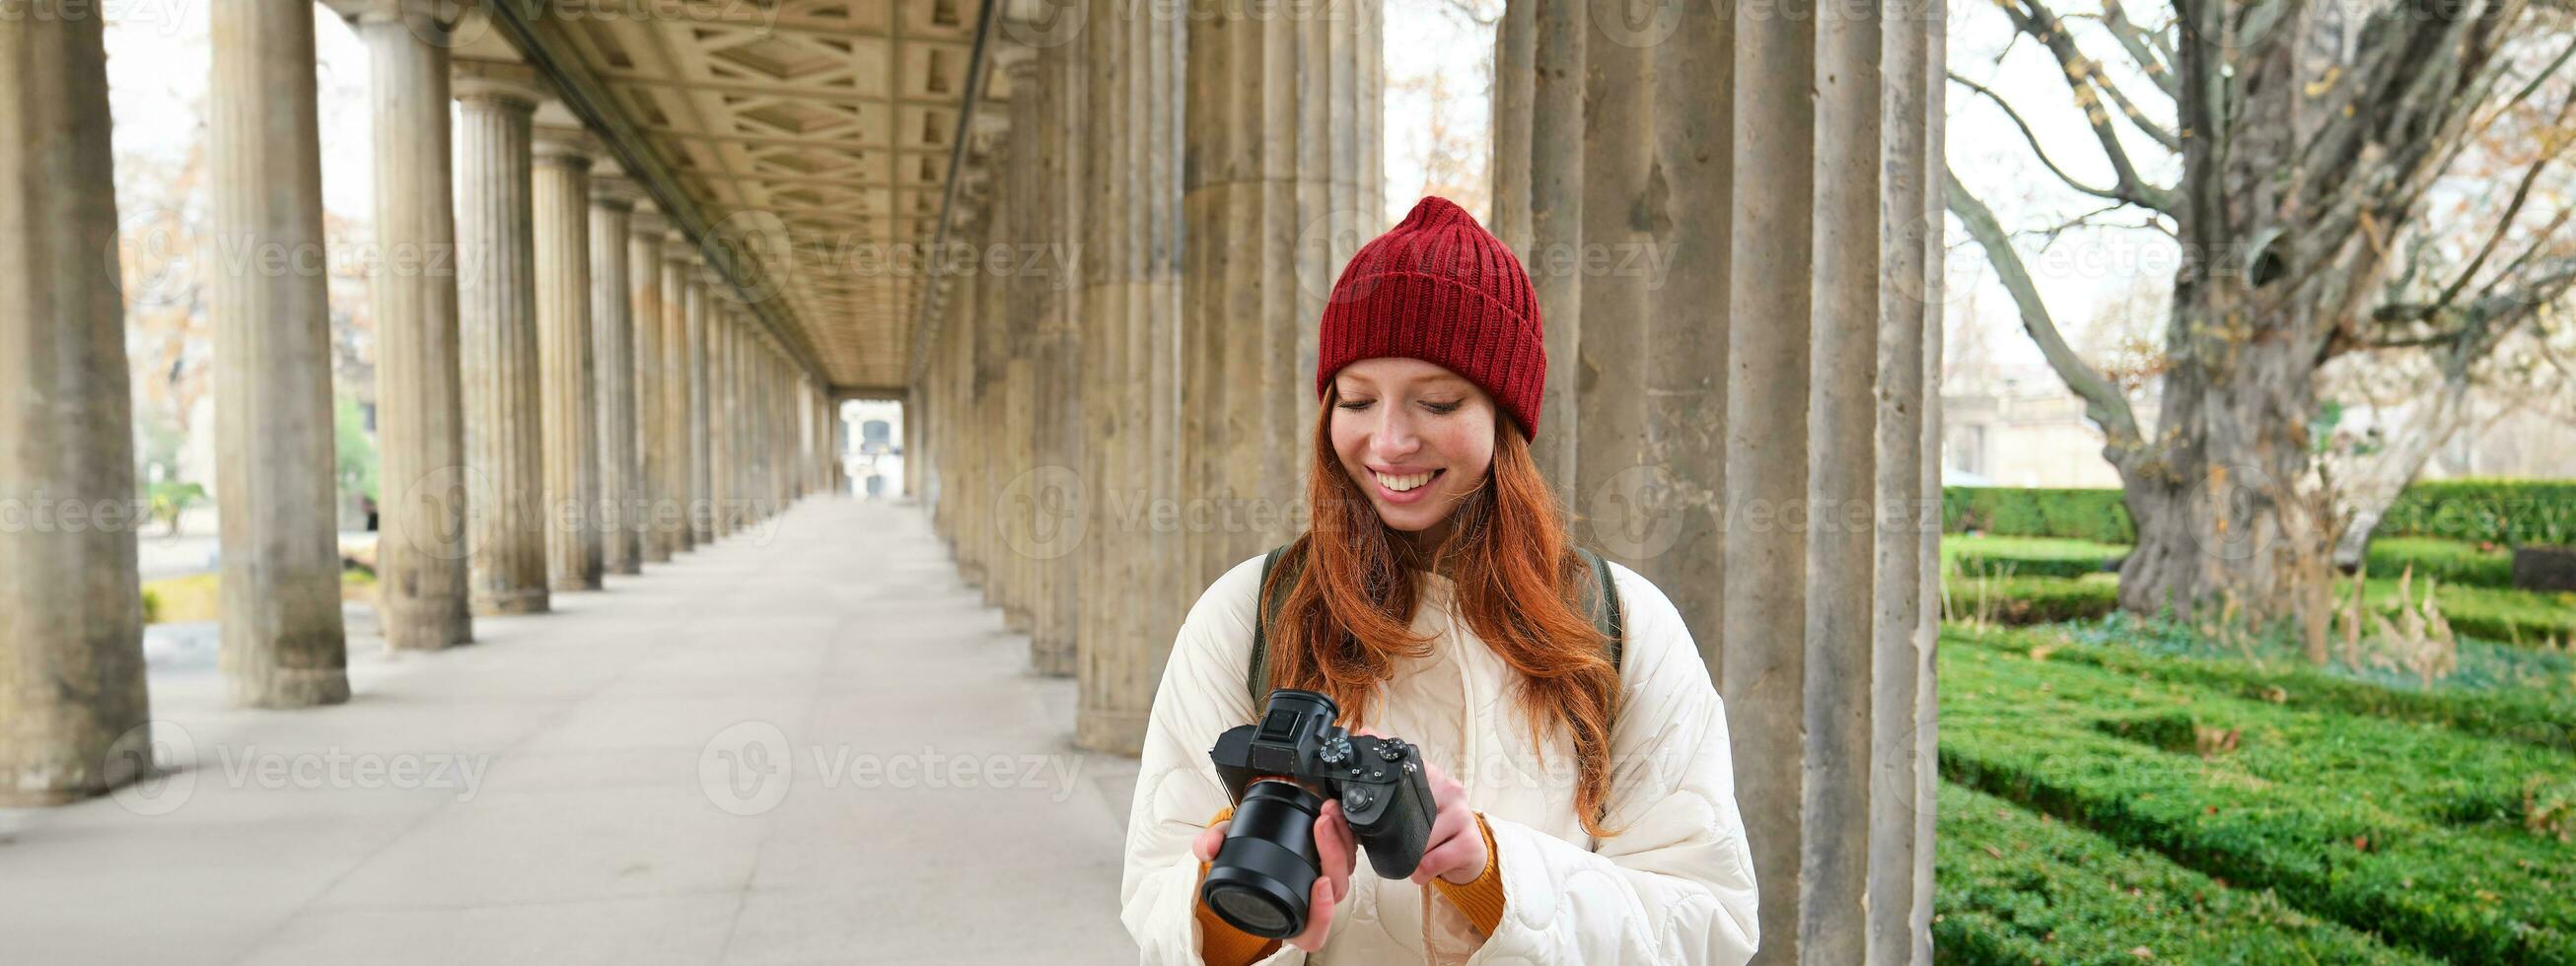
[0,498,1141,965]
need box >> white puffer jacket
[1120,552,1760,965]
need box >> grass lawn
[141,568,379,625]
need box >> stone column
[0,12,153,804]
[1183,0,1382,590]
[711,303,736,539]
[684,267,714,545]
[1075,0,1185,757]
[628,204,671,562]
[1489,0,1584,502]
[590,174,641,575]
[209,0,350,707]
[353,0,470,650]
[533,127,602,590]
[916,383,937,502]
[663,239,699,551]
[451,61,549,616]
[1491,0,1945,956]
[1025,30,1084,677]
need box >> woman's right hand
[1195,798,1357,953]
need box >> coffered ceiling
[499,0,1015,390]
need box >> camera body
[1199,689,1438,937]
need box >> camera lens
[1199,779,1324,938]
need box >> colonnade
[0,1,839,805]
[910,0,1944,959]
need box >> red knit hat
[1315,196,1545,440]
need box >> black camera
[1199,688,1438,938]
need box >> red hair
[1259,385,1623,836]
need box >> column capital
[592,174,642,213]
[452,57,546,110]
[664,233,702,266]
[326,0,463,29]
[995,43,1038,79]
[533,125,600,170]
[629,202,670,238]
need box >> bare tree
[1949,0,2576,637]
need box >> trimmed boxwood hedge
[1944,487,2136,544]
[1934,783,2431,965]
[1946,480,2576,548]
[1939,634,2576,963]
[1948,535,2130,580]
[2360,579,2576,647]
[2365,536,2517,589]
[1946,575,2122,625]
[2379,479,2576,547]
[1953,626,2576,753]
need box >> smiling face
[1328,358,1499,543]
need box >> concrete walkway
[0,498,1141,965]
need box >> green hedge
[2364,536,2516,589]
[1956,626,2576,753]
[1939,634,2576,962]
[1948,480,2576,548]
[1934,783,2431,965]
[1948,535,2130,579]
[2361,579,2576,647]
[1946,575,2122,625]
[2379,479,2576,547]
[1944,487,2136,544]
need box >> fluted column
[1075,0,1184,756]
[628,204,671,562]
[1183,0,1382,591]
[664,239,700,550]
[0,11,153,804]
[533,127,601,590]
[1497,0,1947,956]
[352,0,470,650]
[1024,28,1084,677]
[590,174,641,575]
[684,266,714,545]
[708,301,734,539]
[452,61,549,616]
[209,0,350,707]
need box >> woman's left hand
[1404,756,1488,886]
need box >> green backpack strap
[1247,545,1300,701]
[1574,547,1625,670]
[1246,543,1623,705]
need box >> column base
[226,666,354,710]
[1033,638,1075,677]
[1002,607,1033,634]
[610,561,643,577]
[472,588,551,617]
[551,576,604,592]
[1074,706,1149,758]
[381,598,474,652]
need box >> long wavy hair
[1258,383,1624,836]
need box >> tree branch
[2430,78,2576,314]
[1947,170,2149,458]
[2000,0,2178,212]
[1948,72,2129,202]
[2093,0,2180,97]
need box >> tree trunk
[2115,299,2329,627]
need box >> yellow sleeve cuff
[1428,812,1506,935]
[1196,806,1284,966]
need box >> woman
[1120,197,1758,964]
